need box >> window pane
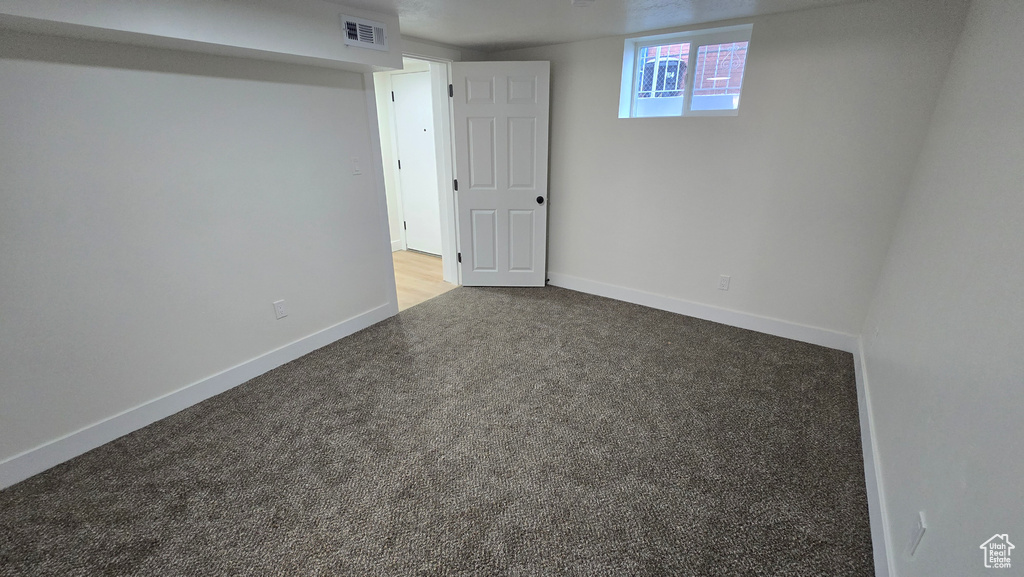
[634,42,689,117]
[691,42,748,111]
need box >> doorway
[374,56,457,310]
[374,57,551,307]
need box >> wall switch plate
[718,275,731,291]
[351,157,363,175]
[908,511,926,557]
[273,300,287,320]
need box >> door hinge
[453,179,458,191]
[397,159,401,170]
[391,91,395,102]
[403,221,407,230]
[448,84,453,98]
[457,252,462,263]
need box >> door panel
[509,210,535,271]
[471,209,497,271]
[467,117,496,189]
[452,62,550,287]
[508,117,536,189]
[467,77,495,104]
[508,77,537,103]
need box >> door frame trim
[429,59,459,285]
[376,71,408,253]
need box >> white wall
[0,31,396,466]
[860,1,1024,575]
[490,0,969,336]
[0,0,402,71]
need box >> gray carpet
[0,287,874,576]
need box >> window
[637,43,689,99]
[619,24,752,118]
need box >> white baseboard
[391,239,403,252]
[547,272,889,575]
[855,338,894,577]
[546,272,858,353]
[0,303,397,490]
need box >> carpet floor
[0,287,874,576]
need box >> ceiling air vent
[341,15,388,51]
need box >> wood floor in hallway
[392,250,456,311]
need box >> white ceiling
[336,0,867,53]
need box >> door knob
[536,196,545,205]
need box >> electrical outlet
[907,511,927,556]
[273,300,287,320]
[718,275,731,291]
[351,157,363,175]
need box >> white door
[452,62,550,286]
[392,71,443,255]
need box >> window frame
[619,24,753,119]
